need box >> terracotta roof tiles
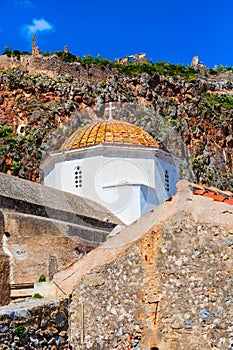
[60,120,159,151]
[192,183,233,205]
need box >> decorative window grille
[165,170,170,192]
[74,166,82,188]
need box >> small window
[165,170,169,192]
[74,166,82,188]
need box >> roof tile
[192,183,233,206]
[60,120,159,150]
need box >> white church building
[41,119,180,225]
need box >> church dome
[60,120,159,151]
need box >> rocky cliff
[0,56,232,190]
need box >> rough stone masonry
[0,172,120,297]
[53,180,233,350]
[0,180,232,349]
[0,211,10,306]
[0,298,69,349]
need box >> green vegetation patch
[33,293,43,298]
[202,92,233,110]
[115,61,197,79]
[38,274,46,282]
[0,125,43,179]
[14,325,27,340]
[40,50,198,79]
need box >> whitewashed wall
[43,146,179,224]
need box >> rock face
[0,60,232,191]
[53,180,233,349]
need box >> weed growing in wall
[14,325,27,340]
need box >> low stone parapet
[0,297,69,349]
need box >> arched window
[74,166,82,189]
[165,170,169,192]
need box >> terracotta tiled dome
[60,120,159,150]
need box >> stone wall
[0,298,69,349]
[0,176,232,348]
[0,173,120,228]
[3,212,93,285]
[70,222,233,349]
[0,211,10,306]
[70,245,144,349]
[149,220,233,350]
[64,181,233,349]
[0,54,115,83]
[0,173,119,295]
[0,253,10,306]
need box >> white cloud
[12,0,32,8]
[22,18,54,38]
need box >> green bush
[2,47,21,58]
[55,51,77,63]
[2,46,12,57]
[38,274,46,282]
[15,325,27,340]
[0,125,43,179]
[115,61,197,79]
[201,92,233,110]
[0,125,13,138]
[33,293,43,298]
[76,55,113,67]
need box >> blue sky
[0,0,232,68]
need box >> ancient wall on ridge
[0,54,114,83]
